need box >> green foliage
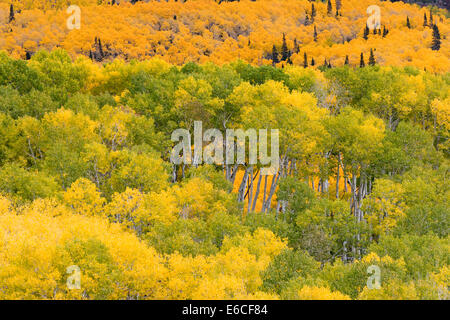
[232,61,289,86]
[186,165,233,192]
[395,204,449,238]
[262,249,320,295]
[0,52,42,93]
[147,211,247,256]
[277,177,315,223]
[0,87,57,119]
[375,121,440,175]
[54,238,121,299]
[368,234,450,279]
[29,50,90,103]
[244,212,295,243]
[0,113,20,166]
[0,163,60,201]
[0,50,447,300]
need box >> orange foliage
[0,0,448,72]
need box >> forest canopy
[0,0,448,300]
[0,0,449,72]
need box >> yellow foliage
[297,286,351,300]
[0,197,290,299]
[0,195,12,214]
[63,178,106,217]
[362,178,406,235]
[106,187,178,233]
[172,177,227,219]
[221,228,287,260]
[358,280,419,300]
[0,205,167,299]
[164,228,286,299]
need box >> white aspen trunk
[343,240,347,263]
[252,173,262,212]
[264,166,281,213]
[224,129,229,180]
[288,160,294,175]
[261,175,268,213]
[276,201,281,218]
[336,153,340,199]
[237,167,249,203]
[323,179,329,193]
[247,166,254,213]
[323,152,329,194]
[351,171,357,218]
[172,164,177,183]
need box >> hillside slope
[0,0,448,72]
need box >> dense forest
[0,0,449,71]
[0,0,448,300]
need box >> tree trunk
[336,153,340,199]
[252,173,262,212]
[264,167,281,213]
[342,240,347,263]
[247,166,254,213]
[342,161,348,194]
[261,175,268,213]
[237,167,250,202]
[351,170,357,217]
[172,164,177,183]
[230,163,239,185]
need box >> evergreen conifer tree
[272,45,279,65]
[98,38,104,58]
[305,14,310,26]
[431,24,441,51]
[363,25,370,40]
[281,33,289,61]
[368,48,376,66]
[294,38,300,54]
[9,4,14,23]
[311,3,316,21]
